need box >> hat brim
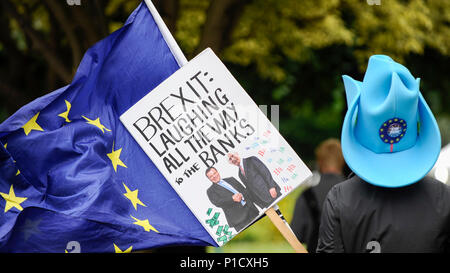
[341,92,441,188]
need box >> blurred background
[0,0,448,253]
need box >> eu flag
[0,1,215,252]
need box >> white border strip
[144,0,188,67]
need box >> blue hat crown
[343,55,420,154]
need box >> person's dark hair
[205,166,217,177]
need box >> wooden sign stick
[265,207,308,253]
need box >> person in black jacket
[317,174,450,253]
[227,153,281,210]
[205,167,259,232]
[291,138,345,252]
[317,55,449,253]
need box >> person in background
[316,55,450,253]
[290,138,346,252]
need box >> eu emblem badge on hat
[341,55,441,188]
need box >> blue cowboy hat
[341,55,441,188]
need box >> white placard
[120,48,312,245]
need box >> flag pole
[265,206,308,253]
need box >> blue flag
[0,2,215,252]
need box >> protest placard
[120,48,312,247]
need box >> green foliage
[223,0,353,82]
[105,0,141,16]
[105,0,141,32]
[174,0,450,83]
[176,0,209,54]
[341,0,448,68]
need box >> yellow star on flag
[22,112,44,136]
[12,160,20,176]
[0,185,27,213]
[3,143,6,149]
[123,183,147,210]
[130,215,158,233]
[58,100,72,123]
[107,143,127,172]
[113,244,133,253]
[82,116,111,133]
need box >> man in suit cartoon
[205,167,259,232]
[227,152,281,210]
